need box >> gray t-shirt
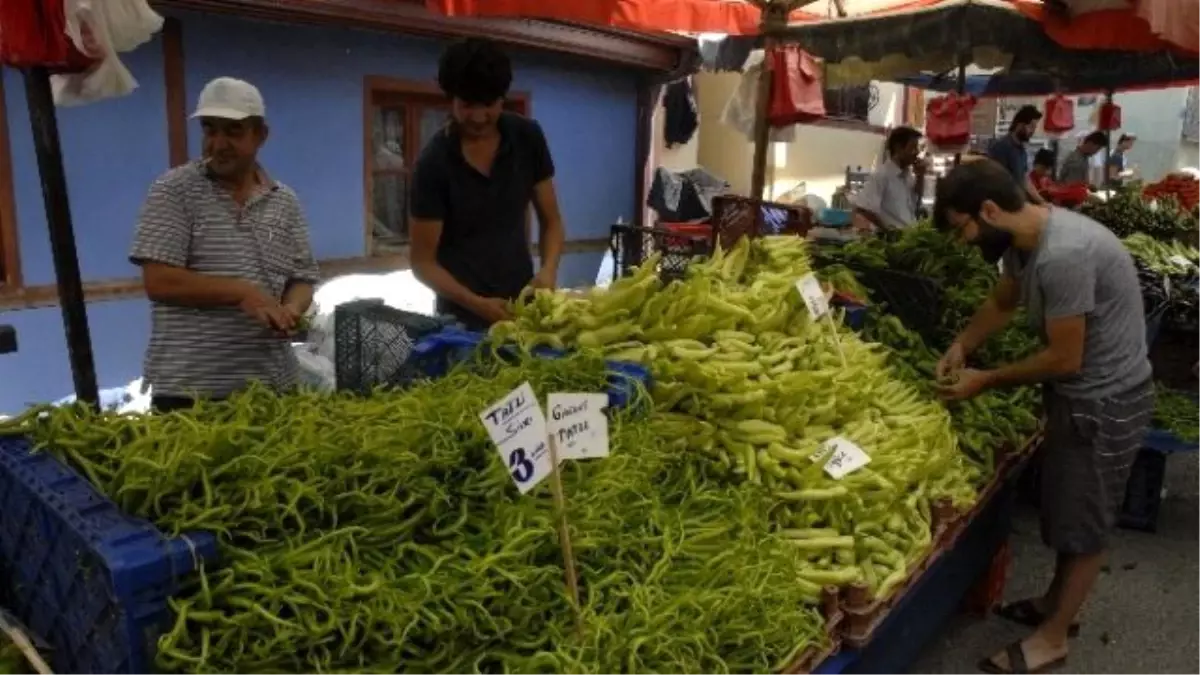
[1002,207,1150,399]
[1057,149,1090,184]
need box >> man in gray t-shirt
[930,160,1152,675]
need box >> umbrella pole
[22,66,100,409]
[954,63,966,165]
[749,0,815,200]
[1103,88,1114,200]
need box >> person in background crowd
[988,105,1047,205]
[1058,131,1109,185]
[410,37,566,331]
[1107,133,1137,185]
[1028,148,1059,198]
[852,126,927,234]
[129,77,320,413]
[932,160,1153,675]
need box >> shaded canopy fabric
[899,68,1197,97]
[427,0,1199,55]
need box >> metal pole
[1103,88,1115,200]
[953,63,966,165]
[22,67,99,409]
[749,42,775,200]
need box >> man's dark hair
[933,159,1027,232]
[437,38,512,104]
[1084,131,1109,148]
[1118,133,1136,143]
[1009,104,1043,131]
[886,126,922,157]
[1033,148,1057,169]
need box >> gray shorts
[1040,379,1155,555]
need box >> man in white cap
[129,77,320,412]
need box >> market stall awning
[899,66,1197,96]
[758,0,1198,88]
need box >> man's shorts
[1040,379,1155,555]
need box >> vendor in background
[851,126,927,234]
[410,38,566,331]
[932,160,1153,675]
[1107,133,1137,185]
[129,77,320,413]
[1057,131,1108,185]
[987,105,1047,205]
[1031,148,1091,209]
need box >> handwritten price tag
[795,273,830,319]
[821,436,871,479]
[548,393,609,461]
[479,382,554,494]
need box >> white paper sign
[479,382,553,494]
[795,273,830,319]
[821,436,871,479]
[548,393,610,460]
[1169,254,1194,268]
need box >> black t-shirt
[410,112,555,330]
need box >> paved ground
[914,453,1199,674]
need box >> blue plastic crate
[408,328,652,411]
[0,437,218,674]
[819,208,853,228]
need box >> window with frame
[365,78,528,255]
[823,84,875,124]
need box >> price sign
[548,393,609,460]
[479,382,553,494]
[795,273,830,319]
[821,436,871,479]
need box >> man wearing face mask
[410,38,566,331]
[130,77,320,412]
[987,105,1047,205]
[932,160,1152,675]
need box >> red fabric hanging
[0,0,94,71]
[1043,95,1075,134]
[1098,101,1123,130]
[767,46,826,128]
[924,93,976,149]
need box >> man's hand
[530,268,557,291]
[238,287,295,333]
[935,342,967,381]
[937,368,992,401]
[473,297,513,325]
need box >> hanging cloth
[52,0,163,106]
[0,0,93,70]
[662,77,698,148]
[766,45,825,128]
[925,93,977,150]
[721,51,796,143]
[1043,94,1075,135]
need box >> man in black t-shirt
[409,38,566,331]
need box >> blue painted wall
[0,11,636,413]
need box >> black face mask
[973,221,1014,264]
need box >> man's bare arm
[532,179,565,278]
[410,216,486,313]
[141,262,256,307]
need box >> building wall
[693,72,900,204]
[0,11,642,413]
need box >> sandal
[979,641,1068,674]
[995,600,1081,637]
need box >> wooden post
[546,434,583,636]
[749,0,820,201]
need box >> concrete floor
[914,453,1199,674]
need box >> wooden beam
[0,73,20,291]
[162,17,190,167]
[0,238,611,311]
[152,0,694,71]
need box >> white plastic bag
[293,346,337,392]
[52,0,163,106]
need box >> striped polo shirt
[129,161,320,399]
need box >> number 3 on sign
[508,447,535,483]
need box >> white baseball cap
[192,77,265,120]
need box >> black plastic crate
[333,300,448,393]
[609,224,711,282]
[847,264,944,346]
[709,195,812,251]
[1119,448,1168,533]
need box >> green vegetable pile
[1123,233,1200,330]
[0,635,29,675]
[1080,184,1199,242]
[1153,384,1199,444]
[494,236,984,601]
[5,353,827,674]
[811,225,1042,460]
